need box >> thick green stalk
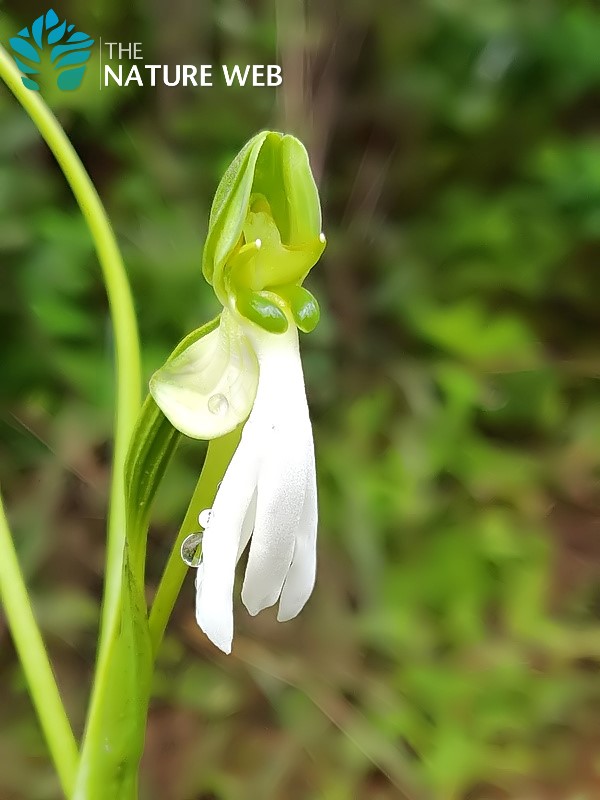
[0,493,79,796]
[149,429,241,658]
[0,45,141,794]
[71,551,151,800]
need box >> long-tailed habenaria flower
[150,132,325,653]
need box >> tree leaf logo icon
[9,9,94,92]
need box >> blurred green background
[1,1,600,798]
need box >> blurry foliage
[1,0,600,798]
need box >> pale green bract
[150,309,258,439]
[150,131,326,653]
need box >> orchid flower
[149,132,326,653]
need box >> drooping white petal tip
[196,610,233,653]
[195,563,235,654]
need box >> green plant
[0,44,325,799]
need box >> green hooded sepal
[202,131,325,326]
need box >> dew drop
[208,393,229,416]
[198,508,212,528]
[181,532,203,567]
[319,232,326,243]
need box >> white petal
[195,316,318,648]
[240,442,305,615]
[239,323,314,616]
[277,452,318,621]
[195,436,258,653]
[150,310,258,440]
[236,490,257,561]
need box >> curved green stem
[149,429,241,658]
[0,45,140,633]
[0,44,141,793]
[0,492,79,796]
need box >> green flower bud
[202,131,325,332]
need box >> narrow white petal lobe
[239,323,315,616]
[195,436,259,653]
[278,453,318,622]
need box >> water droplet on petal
[181,532,203,567]
[208,393,229,415]
[319,232,326,243]
[198,508,212,528]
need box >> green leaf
[126,315,221,577]
[73,318,225,799]
[72,554,151,800]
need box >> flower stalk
[148,428,242,657]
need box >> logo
[9,9,94,92]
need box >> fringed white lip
[195,321,318,654]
